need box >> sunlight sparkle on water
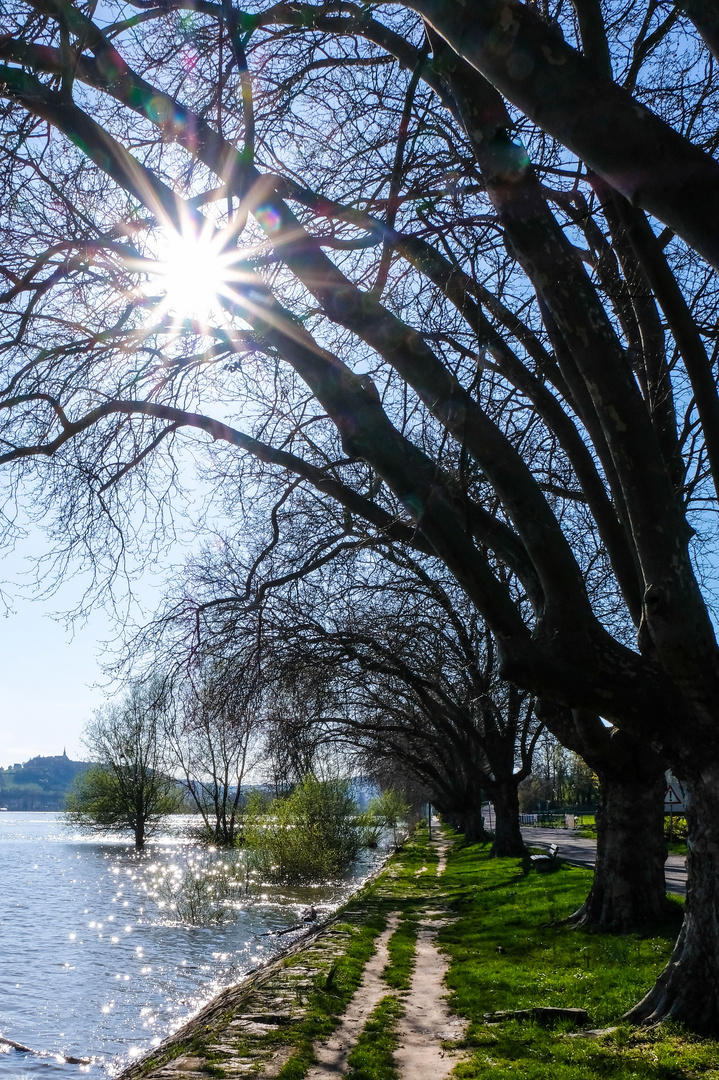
[0,813,375,1078]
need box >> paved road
[521,827,687,897]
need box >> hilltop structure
[0,753,88,810]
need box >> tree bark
[407,0,719,269]
[490,780,526,857]
[569,758,667,932]
[625,768,719,1032]
[540,705,667,931]
[441,777,489,842]
[459,805,489,843]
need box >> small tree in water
[66,680,181,849]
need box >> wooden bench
[529,842,559,870]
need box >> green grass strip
[382,910,419,991]
[345,994,404,1080]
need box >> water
[0,814,377,1077]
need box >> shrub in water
[358,789,411,850]
[246,775,363,883]
[145,851,244,924]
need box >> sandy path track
[305,915,399,1080]
[394,831,465,1080]
[307,827,466,1080]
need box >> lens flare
[149,229,233,323]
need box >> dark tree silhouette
[1,0,718,1027]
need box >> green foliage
[520,738,600,811]
[359,789,411,849]
[65,678,181,848]
[65,763,180,847]
[245,775,364,883]
[664,815,689,841]
[0,754,88,810]
[345,995,404,1080]
[144,851,244,924]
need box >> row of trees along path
[4,0,719,1031]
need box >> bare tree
[253,556,541,855]
[1,0,719,1026]
[163,662,263,846]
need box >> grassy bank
[118,829,436,1080]
[439,834,716,1079]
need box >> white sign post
[665,784,682,842]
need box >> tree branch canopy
[403,0,719,269]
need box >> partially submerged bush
[359,789,411,849]
[245,775,364,883]
[145,851,245,924]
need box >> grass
[275,825,437,1080]
[125,824,717,1080]
[382,910,419,990]
[345,995,404,1080]
[273,910,389,1080]
[437,833,719,1079]
[572,814,688,856]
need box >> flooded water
[0,814,378,1077]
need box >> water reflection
[0,814,378,1077]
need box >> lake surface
[0,814,378,1077]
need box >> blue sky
[0,522,158,766]
[0,591,109,765]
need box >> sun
[141,220,246,330]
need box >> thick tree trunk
[443,773,490,843]
[456,802,488,843]
[540,706,668,932]
[490,781,526,857]
[569,758,667,932]
[625,770,719,1033]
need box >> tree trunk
[461,804,489,843]
[490,781,526,856]
[442,781,489,842]
[624,769,719,1032]
[569,757,667,932]
[540,706,668,932]
[134,817,145,850]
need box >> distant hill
[0,752,89,811]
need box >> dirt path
[394,918,465,1080]
[119,828,464,1080]
[305,914,400,1080]
[393,831,465,1080]
[306,827,466,1080]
